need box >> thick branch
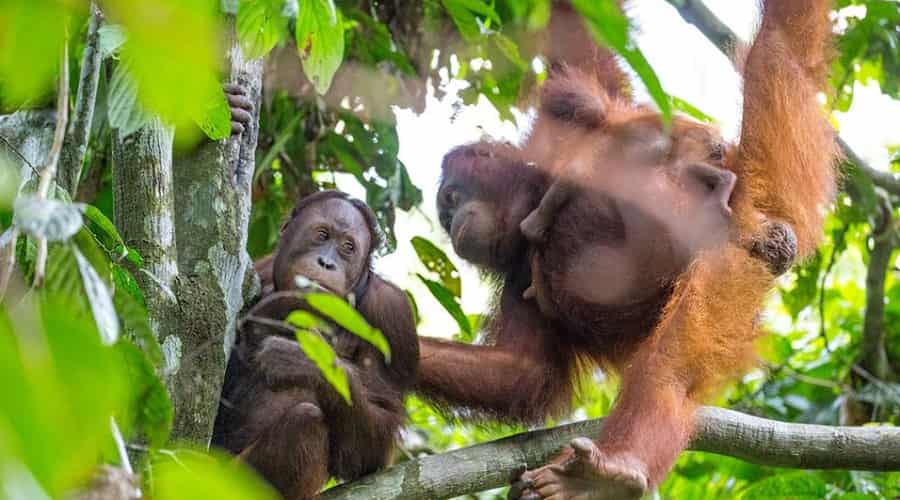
[323,407,900,499]
[59,2,103,197]
[663,0,896,194]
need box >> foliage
[0,0,899,499]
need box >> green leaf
[82,204,127,260]
[442,0,497,41]
[73,246,119,345]
[296,329,351,404]
[112,265,163,367]
[105,0,223,140]
[670,95,715,124]
[13,196,83,242]
[192,81,231,141]
[98,24,128,59]
[493,33,527,70]
[412,236,461,297]
[152,449,279,500]
[417,274,472,337]
[571,0,671,124]
[740,472,827,500]
[0,0,83,106]
[114,341,172,447]
[237,0,289,59]
[295,0,345,94]
[303,292,391,361]
[107,63,152,138]
[285,309,332,333]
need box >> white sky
[337,0,900,339]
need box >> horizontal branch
[664,0,900,195]
[322,407,900,499]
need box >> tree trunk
[168,24,263,444]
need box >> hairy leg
[240,390,330,500]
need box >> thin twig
[817,224,848,353]
[110,416,134,475]
[0,134,40,177]
[0,228,18,302]
[32,36,71,288]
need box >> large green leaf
[0,295,130,498]
[98,24,127,59]
[417,274,472,337]
[107,63,152,139]
[412,236,461,297]
[192,82,231,141]
[152,449,279,500]
[303,292,391,361]
[296,329,351,404]
[114,341,172,447]
[104,0,224,142]
[237,0,289,60]
[571,0,671,124]
[295,0,345,94]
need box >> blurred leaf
[107,63,152,139]
[740,472,827,499]
[303,292,391,361]
[417,273,472,337]
[237,0,289,60]
[412,236,461,297]
[114,341,172,447]
[12,197,83,242]
[443,0,501,41]
[493,33,526,70]
[671,95,715,123]
[73,246,119,345]
[296,329,351,404]
[152,449,279,500]
[0,1,84,106]
[571,0,671,124]
[104,0,223,138]
[757,335,793,365]
[0,295,129,497]
[192,83,231,141]
[295,0,344,94]
[98,24,127,59]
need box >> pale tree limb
[322,407,900,500]
[32,37,70,288]
[663,0,898,195]
[59,2,104,198]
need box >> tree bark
[59,2,103,198]
[168,21,263,444]
[322,407,900,499]
[111,118,178,372]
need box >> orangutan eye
[316,228,329,241]
[709,144,726,162]
[342,241,355,254]
[443,188,460,208]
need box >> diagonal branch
[664,0,900,195]
[59,2,103,198]
[322,407,900,500]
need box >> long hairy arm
[733,0,839,257]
